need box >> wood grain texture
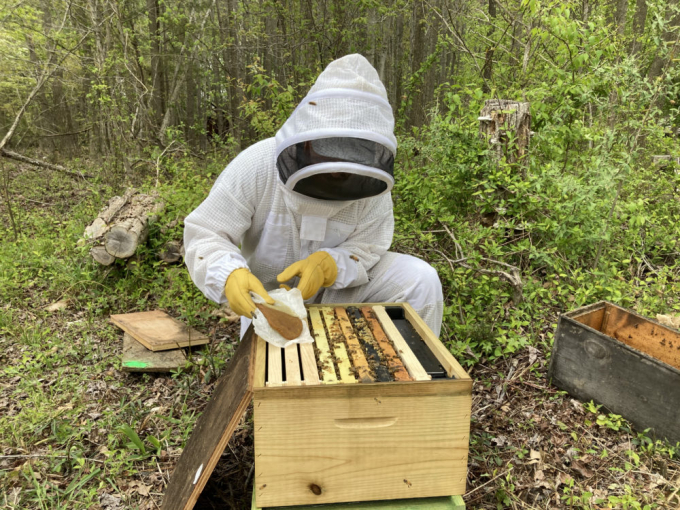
[299,342,320,385]
[335,307,373,383]
[284,344,302,385]
[372,306,430,381]
[600,304,680,371]
[121,333,186,372]
[550,309,680,444]
[251,493,466,509]
[267,342,283,387]
[571,304,606,332]
[110,310,208,351]
[253,380,472,507]
[308,308,338,384]
[254,336,267,389]
[401,303,469,380]
[161,327,257,510]
[361,307,411,382]
[321,307,356,384]
[256,303,303,340]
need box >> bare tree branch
[440,222,523,304]
[1,149,90,179]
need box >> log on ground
[82,189,164,264]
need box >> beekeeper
[184,54,444,337]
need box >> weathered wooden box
[253,303,472,508]
[549,301,680,444]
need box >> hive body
[253,303,472,508]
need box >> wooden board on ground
[111,310,209,351]
[251,493,466,509]
[122,333,186,372]
[161,327,258,510]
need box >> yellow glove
[224,268,274,318]
[277,251,338,300]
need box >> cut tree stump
[479,99,531,166]
[81,189,164,265]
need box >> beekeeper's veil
[275,54,397,201]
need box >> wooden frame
[254,302,472,508]
[550,301,680,445]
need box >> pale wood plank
[321,307,356,384]
[253,379,471,507]
[299,342,320,385]
[601,303,680,371]
[253,335,267,388]
[284,344,302,385]
[334,307,373,383]
[110,310,208,351]
[402,302,470,380]
[252,492,467,510]
[267,341,283,387]
[361,307,411,382]
[372,306,430,381]
[308,307,338,384]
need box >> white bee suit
[184,54,443,336]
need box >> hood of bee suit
[274,54,397,201]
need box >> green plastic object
[251,494,466,510]
[122,361,149,368]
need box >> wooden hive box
[549,301,680,444]
[253,303,472,508]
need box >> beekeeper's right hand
[224,268,275,318]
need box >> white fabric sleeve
[184,141,270,303]
[320,193,394,289]
[203,252,249,303]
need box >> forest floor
[1,160,679,509]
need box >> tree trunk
[630,0,648,55]
[409,0,426,127]
[647,0,680,79]
[482,0,496,94]
[479,99,532,166]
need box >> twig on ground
[465,467,514,496]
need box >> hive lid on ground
[110,310,209,351]
[160,328,259,510]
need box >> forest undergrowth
[1,96,680,508]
